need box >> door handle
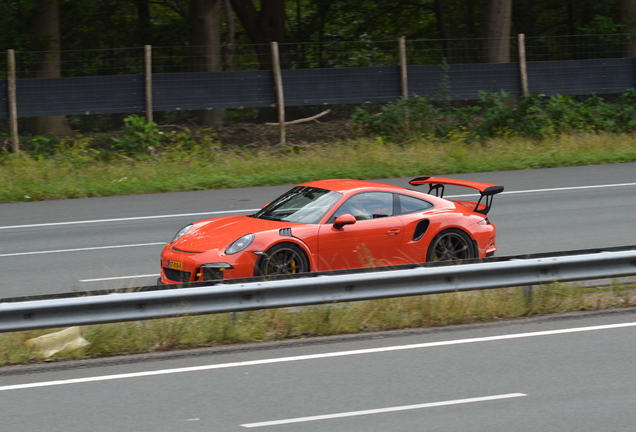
[387,228,401,236]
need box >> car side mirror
[333,214,357,229]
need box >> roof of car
[302,179,405,193]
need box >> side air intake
[279,228,292,237]
[413,219,430,241]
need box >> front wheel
[426,229,475,262]
[256,243,308,276]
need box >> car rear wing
[409,176,504,215]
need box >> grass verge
[1,282,635,366]
[2,132,636,203]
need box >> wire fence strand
[1,33,635,135]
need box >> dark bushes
[352,89,636,142]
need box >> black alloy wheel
[257,243,308,276]
[426,229,475,262]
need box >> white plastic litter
[26,327,90,358]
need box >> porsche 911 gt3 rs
[160,177,503,283]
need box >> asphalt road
[1,163,635,297]
[2,308,636,432]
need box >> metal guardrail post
[523,285,533,304]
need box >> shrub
[111,115,162,155]
[352,96,443,142]
[353,89,636,142]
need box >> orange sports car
[159,177,503,283]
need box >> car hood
[171,215,291,253]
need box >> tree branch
[265,109,331,126]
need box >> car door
[316,192,404,271]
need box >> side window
[331,192,394,221]
[397,194,434,214]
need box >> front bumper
[160,245,260,283]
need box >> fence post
[399,36,408,99]
[270,41,286,145]
[518,34,529,96]
[144,45,153,123]
[7,49,19,153]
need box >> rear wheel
[426,229,475,262]
[256,243,308,276]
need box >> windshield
[252,186,342,224]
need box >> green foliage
[613,89,636,131]
[353,89,636,142]
[27,135,58,157]
[352,97,444,142]
[53,136,102,164]
[107,115,220,159]
[579,15,626,37]
[110,115,162,156]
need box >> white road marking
[0,209,259,230]
[79,274,160,282]
[1,321,634,393]
[446,182,636,198]
[1,182,635,231]
[0,243,165,257]
[501,182,636,194]
[240,393,527,428]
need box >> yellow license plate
[168,260,183,270]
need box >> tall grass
[1,284,634,366]
[2,132,636,203]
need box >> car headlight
[226,233,255,255]
[171,224,193,242]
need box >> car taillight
[477,218,491,225]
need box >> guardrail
[1,247,635,333]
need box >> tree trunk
[228,0,287,122]
[224,0,235,71]
[463,0,478,37]
[136,0,152,45]
[435,0,450,60]
[30,0,72,135]
[483,0,512,63]
[229,0,287,70]
[190,0,225,129]
[619,0,636,57]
